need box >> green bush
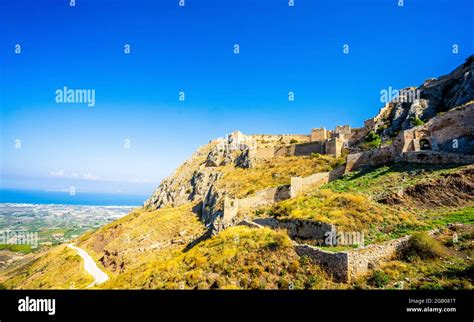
[365,130,380,142]
[0,244,33,254]
[401,232,446,261]
[411,116,425,126]
[361,131,381,150]
[371,270,390,288]
[289,139,298,144]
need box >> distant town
[0,203,134,249]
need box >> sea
[0,189,148,206]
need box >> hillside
[1,57,473,290]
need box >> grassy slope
[1,162,472,289]
[0,245,93,289]
[355,225,473,290]
[215,154,344,198]
[77,203,207,277]
[99,226,338,289]
[259,163,473,243]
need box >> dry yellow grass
[216,154,344,198]
[263,188,418,238]
[0,245,93,289]
[77,203,207,275]
[100,226,337,289]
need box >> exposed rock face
[379,56,473,136]
[234,149,253,168]
[144,131,257,228]
[99,249,125,273]
[143,143,216,210]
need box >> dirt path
[67,244,109,288]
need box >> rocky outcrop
[375,56,473,137]
[144,131,258,231]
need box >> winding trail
[67,243,109,288]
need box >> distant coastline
[0,189,147,207]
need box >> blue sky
[0,0,472,196]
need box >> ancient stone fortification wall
[253,218,335,240]
[348,127,367,145]
[290,172,330,197]
[294,244,349,282]
[255,146,276,159]
[325,138,344,157]
[251,134,310,146]
[344,147,395,173]
[393,104,474,155]
[294,235,410,282]
[293,141,326,156]
[425,104,474,152]
[238,185,290,209]
[255,141,325,159]
[396,151,474,165]
[311,128,328,141]
[346,236,410,281]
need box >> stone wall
[311,128,328,141]
[255,141,326,159]
[393,104,474,155]
[251,134,311,146]
[396,151,474,165]
[335,125,351,136]
[294,235,410,282]
[223,197,239,223]
[255,146,276,159]
[346,236,410,281]
[294,244,349,282]
[253,217,335,240]
[238,185,290,209]
[325,138,344,157]
[290,172,330,197]
[348,127,367,145]
[293,141,326,156]
[344,147,395,173]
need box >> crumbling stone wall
[294,244,350,282]
[396,151,474,165]
[253,218,335,240]
[393,104,474,155]
[290,172,330,197]
[255,141,326,159]
[294,235,410,282]
[344,147,395,173]
[238,185,290,209]
[222,185,291,223]
[346,236,410,281]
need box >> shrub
[401,232,446,261]
[411,116,425,126]
[370,270,390,288]
[365,130,380,143]
[362,131,381,150]
[289,139,298,144]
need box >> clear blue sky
[0,0,472,195]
